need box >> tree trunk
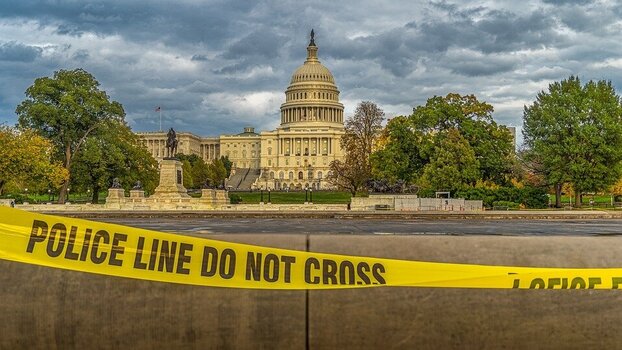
[57,144,73,204]
[91,185,100,204]
[0,179,5,196]
[555,183,562,208]
[575,191,582,208]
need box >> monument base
[200,189,230,206]
[153,159,190,198]
[106,188,125,201]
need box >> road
[96,217,622,236]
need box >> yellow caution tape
[1,206,622,289]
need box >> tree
[207,158,228,188]
[16,69,124,203]
[70,120,158,203]
[370,116,425,184]
[420,128,480,193]
[177,154,210,189]
[411,93,514,185]
[328,101,384,195]
[0,125,68,196]
[371,93,514,192]
[220,156,232,178]
[523,76,622,207]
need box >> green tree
[206,158,228,188]
[181,159,193,189]
[523,76,622,207]
[328,101,384,196]
[177,154,210,189]
[372,93,514,191]
[411,93,514,184]
[0,125,68,196]
[71,121,158,203]
[370,115,425,184]
[16,69,124,203]
[220,156,232,178]
[420,128,480,193]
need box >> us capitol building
[137,32,345,191]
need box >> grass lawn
[229,191,352,204]
[550,194,619,207]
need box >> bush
[455,185,548,209]
[229,194,242,204]
[492,201,520,210]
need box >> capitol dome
[280,30,344,128]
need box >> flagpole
[159,108,162,132]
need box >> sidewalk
[21,207,622,220]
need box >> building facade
[138,32,345,190]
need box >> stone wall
[351,195,483,211]
[2,234,621,348]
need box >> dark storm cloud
[191,54,208,61]
[223,30,287,60]
[541,0,591,5]
[0,0,620,142]
[447,57,518,77]
[0,41,41,62]
[0,0,257,48]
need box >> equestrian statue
[166,128,178,159]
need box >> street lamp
[48,189,52,202]
[267,188,271,204]
[309,188,313,203]
[305,186,308,203]
[24,188,28,203]
[261,189,264,203]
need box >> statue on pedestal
[165,128,178,159]
[111,178,121,189]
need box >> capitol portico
[138,31,345,190]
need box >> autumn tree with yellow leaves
[0,125,67,196]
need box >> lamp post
[48,189,52,202]
[261,189,264,204]
[309,188,313,204]
[267,188,271,204]
[24,188,28,203]
[305,186,308,203]
[87,189,91,203]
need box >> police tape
[1,206,622,289]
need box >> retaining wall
[1,234,621,349]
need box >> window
[318,171,323,179]
[289,171,294,180]
[298,171,304,180]
[268,147,272,155]
[279,171,284,180]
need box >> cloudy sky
[0,0,621,144]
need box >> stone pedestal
[106,188,125,201]
[201,189,230,206]
[105,188,125,208]
[153,159,190,198]
[130,190,145,198]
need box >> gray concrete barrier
[1,234,621,349]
